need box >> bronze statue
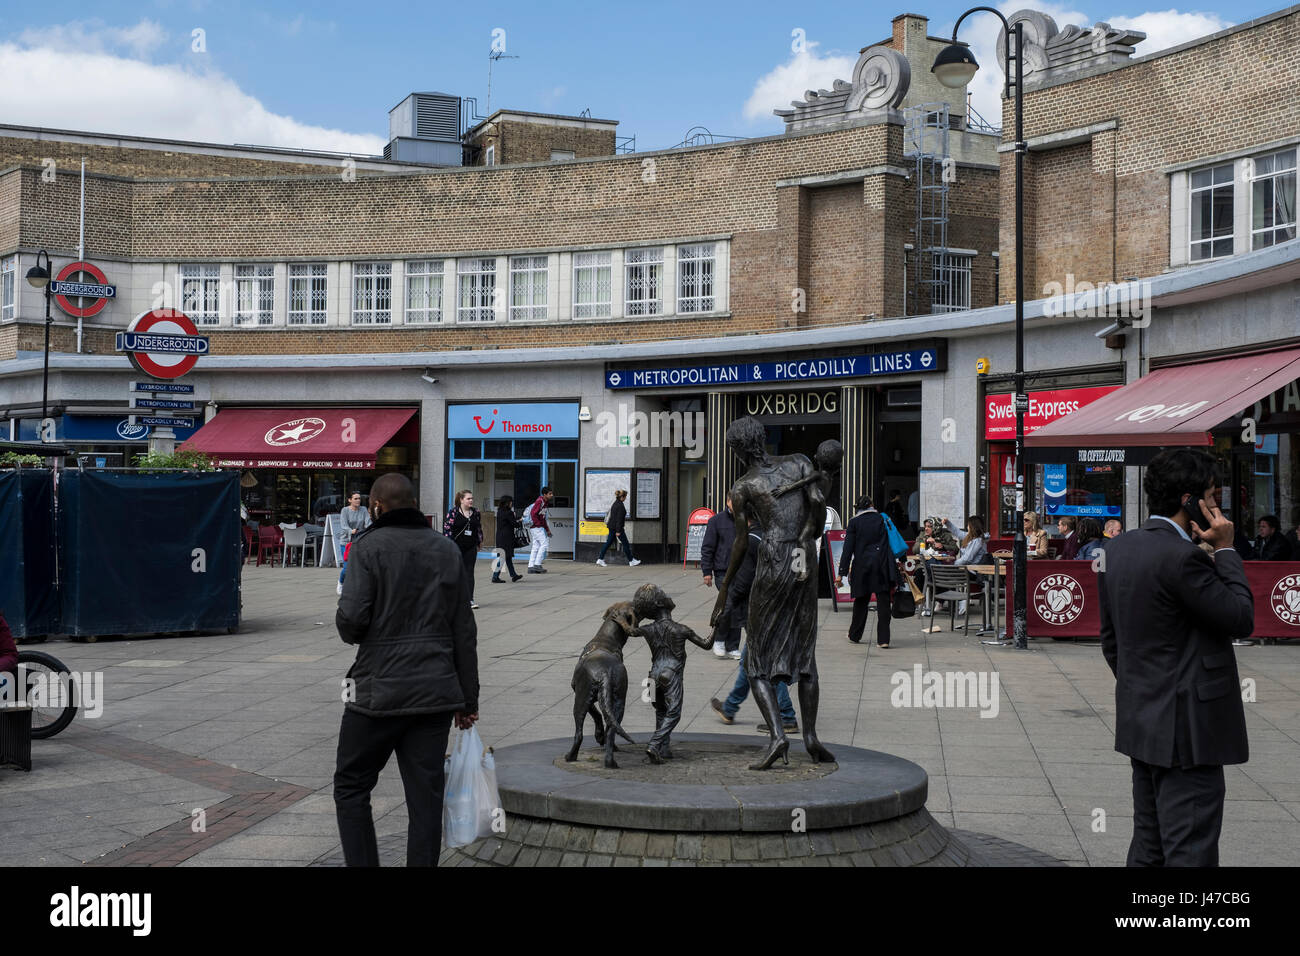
[566,601,639,768]
[713,419,841,770]
[633,583,714,764]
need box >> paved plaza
[3,559,1298,867]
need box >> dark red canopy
[183,407,416,468]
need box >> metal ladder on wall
[904,103,952,316]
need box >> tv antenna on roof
[487,47,520,114]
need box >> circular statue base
[443,734,1047,867]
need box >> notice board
[918,467,968,527]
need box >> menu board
[683,507,715,567]
[918,467,968,529]
[634,469,661,519]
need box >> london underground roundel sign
[115,309,209,379]
[49,261,116,318]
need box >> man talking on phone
[1098,448,1253,866]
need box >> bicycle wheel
[14,650,78,739]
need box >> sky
[0,1,1279,155]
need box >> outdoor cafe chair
[301,524,323,566]
[257,526,284,567]
[281,526,308,567]
[928,565,986,632]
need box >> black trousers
[458,545,477,600]
[712,578,742,652]
[1127,758,1226,867]
[848,591,891,646]
[334,709,454,867]
[493,546,519,580]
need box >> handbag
[891,588,917,618]
[881,514,909,559]
[513,522,530,548]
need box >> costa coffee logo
[1270,574,1300,627]
[264,417,326,447]
[1034,573,1086,626]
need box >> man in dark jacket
[1253,515,1291,561]
[836,495,903,648]
[334,473,479,867]
[700,495,741,658]
[1099,449,1252,867]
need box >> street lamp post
[25,250,55,435]
[933,7,1029,649]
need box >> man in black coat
[836,495,903,648]
[700,495,741,658]
[1099,449,1252,867]
[1253,515,1291,561]
[334,472,480,867]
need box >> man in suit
[1098,448,1253,867]
[1056,515,1079,560]
[836,495,903,648]
[1253,515,1291,561]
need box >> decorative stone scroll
[775,45,910,131]
[996,9,1146,82]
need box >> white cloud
[957,5,1232,129]
[743,42,857,122]
[0,21,386,155]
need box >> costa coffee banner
[1005,560,1300,639]
[985,386,1121,440]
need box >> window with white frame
[405,260,445,324]
[1189,163,1235,261]
[233,264,274,326]
[288,263,328,325]
[485,145,495,166]
[180,264,222,325]
[510,256,548,321]
[677,243,715,313]
[458,258,497,322]
[573,251,612,319]
[1251,148,1297,249]
[931,253,972,313]
[1,256,15,322]
[625,247,663,316]
[351,262,392,324]
[551,149,575,161]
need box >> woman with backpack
[492,496,525,584]
[443,489,484,609]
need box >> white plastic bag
[443,726,502,848]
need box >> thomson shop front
[446,402,580,556]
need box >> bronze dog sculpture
[566,601,638,768]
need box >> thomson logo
[50,886,151,936]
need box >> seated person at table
[953,516,989,616]
[1056,515,1079,560]
[1103,518,1124,539]
[1023,511,1049,556]
[913,516,958,614]
[1254,515,1292,561]
[1076,518,1105,562]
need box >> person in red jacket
[526,487,554,573]
[0,613,18,702]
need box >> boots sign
[115,309,209,380]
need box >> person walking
[700,494,742,659]
[491,495,524,584]
[596,489,641,568]
[334,473,479,867]
[337,490,372,595]
[1098,448,1252,867]
[525,486,554,573]
[709,517,798,732]
[884,489,908,531]
[443,490,484,609]
[836,495,902,648]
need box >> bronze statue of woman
[712,417,841,770]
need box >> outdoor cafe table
[967,560,1007,644]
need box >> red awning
[182,407,417,468]
[1026,348,1300,448]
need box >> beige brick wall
[998,9,1300,298]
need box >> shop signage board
[115,309,209,379]
[448,403,580,439]
[823,530,854,607]
[130,382,194,394]
[139,416,195,428]
[1041,464,1122,518]
[607,348,943,390]
[985,386,1122,440]
[682,507,715,568]
[50,261,116,318]
[130,398,195,410]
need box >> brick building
[1,7,1297,566]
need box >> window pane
[452,440,483,459]
[515,440,543,459]
[547,439,579,459]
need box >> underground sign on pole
[115,309,209,380]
